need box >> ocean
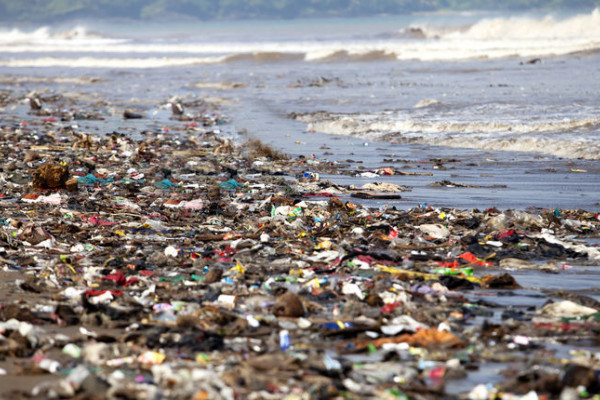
[0,9,599,209]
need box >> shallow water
[511,267,600,294]
[2,10,600,160]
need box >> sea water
[0,10,599,209]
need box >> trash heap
[0,116,600,400]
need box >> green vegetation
[0,0,598,22]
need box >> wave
[223,52,304,63]
[444,8,600,41]
[297,112,600,136]
[2,35,599,68]
[0,56,226,68]
[0,26,123,45]
[0,52,391,68]
[311,49,398,62]
[416,136,600,160]
[1,10,599,65]
[2,38,598,64]
[386,9,600,41]
[295,111,600,160]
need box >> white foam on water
[421,136,600,160]
[444,8,600,40]
[297,112,600,160]
[0,26,125,45]
[0,10,598,65]
[0,56,226,68]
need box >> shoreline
[1,96,600,398]
[229,107,600,211]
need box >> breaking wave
[223,52,305,63]
[295,111,600,160]
[0,56,226,68]
[391,8,600,41]
[1,9,599,66]
[0,26,123,45]
[310,49,399,62]
[445,8,600,40]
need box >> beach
[0,10,600,399]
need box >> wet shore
[0,83,600,400]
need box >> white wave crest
[422,136,600,160]
[0,56,225,68]
[0,26,124,46]
[297,112,600,160]
[444,8,600,40]
[1,10,599,63]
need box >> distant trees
[0,0,597,22]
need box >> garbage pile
[0,114,600,400]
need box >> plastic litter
[0,90,598,400]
